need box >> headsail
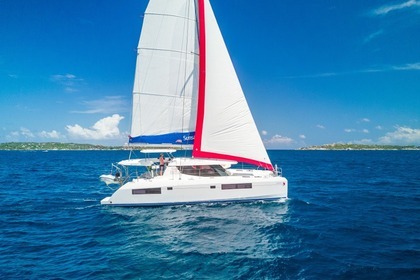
[193,0,273,170]
[130,0,199,146]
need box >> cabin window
[167,187,173,190]
[177,165,228,177]
[221,183,252,190]
[210,185,216,189]
[132,188,162,195]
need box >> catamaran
[100,0,288,206]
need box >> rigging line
[133,91,194,99]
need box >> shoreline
[0,142,419,151]
[299,143,419,151]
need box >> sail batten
[145,12,197,21]
[137,47,198,55]
[134,92,195,99]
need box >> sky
[1,0,419,149]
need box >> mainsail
[130,0,199,145]
[129,0,272,170]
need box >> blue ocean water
[0,150,419,279]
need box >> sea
[0,150,419,279]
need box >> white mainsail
[130,0,198,145]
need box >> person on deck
[159,154,165,176]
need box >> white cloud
[51,73,83,93]
[264,134,293,145]
[363,62,420,73]
[20,127,35,138]
[345,128,369,133]
[8,131,21,139]
[378,126,420,145]
[391,62,420,71]
[66,114,125,140]
[375,126,383,130]
[51,73,77,82]
[39,130,62,139]
[7,127,35,140]
[281,72,338,79]
[71,96,128,114]
[261,130,268,136]
[361,118,370,123]
[354,139,374,144]
[281,62,420,79]
[373,0,420,15]
[363,29,384,44]
[65,87,79,93]
[299,134,306,139]
[316,124,325,129]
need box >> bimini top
[140,148,177,154]
[118,159,156,167]
[168,157,237,167]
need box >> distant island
[0,142,419,151]
[300,143,420,150]
[0,142,125,151]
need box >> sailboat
[100,0,288,206]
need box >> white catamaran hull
[101,175,287,206]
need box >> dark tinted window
[177,165,228,177]
[221,183,252,190]
[132,188,162,195]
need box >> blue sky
[1,0,419,149]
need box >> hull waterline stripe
[102,197,284,207]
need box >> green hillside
[0,142,124,150]
[300,143,419,150]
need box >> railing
[275,164,282,177]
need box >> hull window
[132,188,162,195]
[221,183,252,190]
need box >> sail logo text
[183,135,195,141]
